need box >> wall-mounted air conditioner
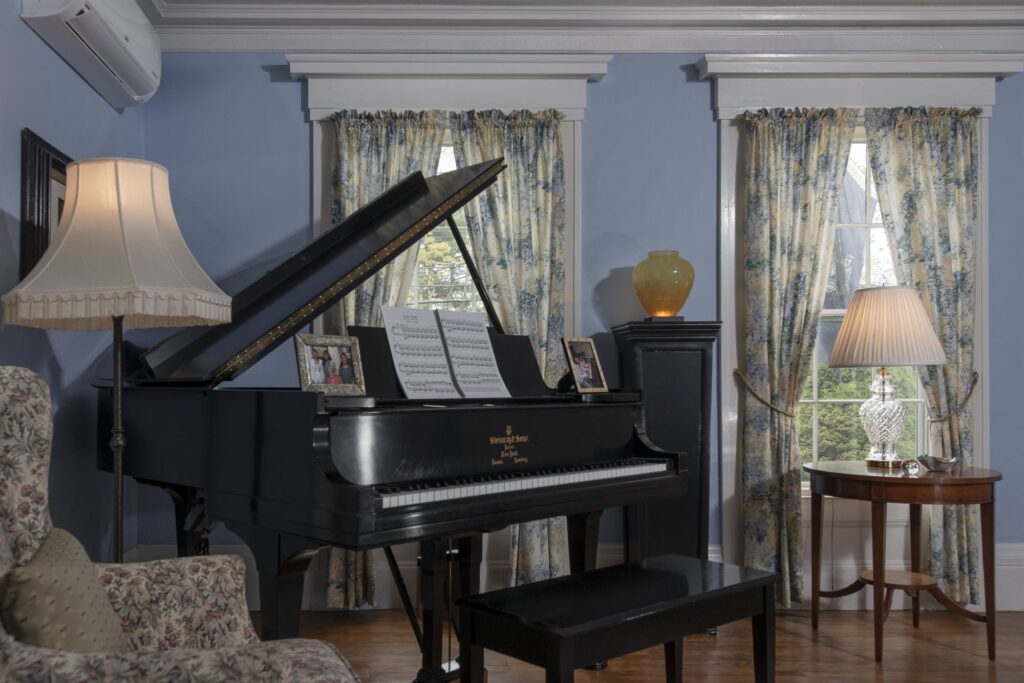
[22,0,161,109]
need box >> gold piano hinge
[213,165,503,382]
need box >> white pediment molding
[144,2,1024,54]
[698,53,1024,120]
[286,54,611,121]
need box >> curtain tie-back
[927,371,979,423]
[733,369,796,418]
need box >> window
[796,132,928,469]
[404,142,486,314]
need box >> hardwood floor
[295,609,1024,682]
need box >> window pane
[889,365,921,399]
[868,228,898,286]
[896,402,920,459]
[437,146,457,174]
[825,228,866,309]
[837,143,869,224]
[408,225,484,313]
[797,403,814,464]
[817,403,871,461]
[815,318,872,399]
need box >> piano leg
[228,523,317,640]
[623,503,649,563]
[162,485,208,557]
[416,539,458,683]
[455,536,483,682]
[568,511,607,671]
[567,511,601,573]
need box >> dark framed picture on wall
[562,336,609,394]
[294,333,366,396]
[20,129,72,279]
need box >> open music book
[380,306,511,400]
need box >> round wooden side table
[803,461,1001,663]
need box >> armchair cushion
[1,634,361,682]
[97,554,259,651]
[0,529,128,653]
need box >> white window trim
[286,53,611,337]
[701,53,1022,571]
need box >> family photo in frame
[294,333,366,396]
[562,336,608,393]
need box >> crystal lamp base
[859,367,907,468]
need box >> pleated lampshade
[2,158,231,330]
[829,286,946,368]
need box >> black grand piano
[96,158,686,683]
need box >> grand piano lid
[137,158,506,386]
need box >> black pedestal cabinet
[612,320,720,560]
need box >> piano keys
[95,158,687,683]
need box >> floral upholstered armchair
[0,366,360,682]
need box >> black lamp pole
[110,315,125,563]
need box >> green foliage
[408,225,485,313]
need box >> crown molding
[698,53,1024,119]
[287,53,611,81]
[698,53,1024,79]
[287,53,611,121]
[142,2,1024,53]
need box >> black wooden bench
[457,555,776,683]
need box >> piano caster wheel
[584,661,608,671]
[706,626,718,636]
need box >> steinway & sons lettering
[490,425,529,465]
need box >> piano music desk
[457,555,776,683]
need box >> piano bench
[456,555,776,683]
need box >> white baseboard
[125,541,1023,612]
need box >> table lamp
[2,158,231,561]
[828,286,946,468]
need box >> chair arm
[96,554,258,650]
[0,633,360,683]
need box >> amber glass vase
[632,250,695,318]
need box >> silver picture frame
[294,333,366,396]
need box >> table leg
[664,639,682,683]
[982,497,996,660]
[910,503,922,628]
[811,491,822,631]
[752,583,775,683]
[871,500,887,663]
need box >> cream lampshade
[2,158,231,561]
[829,286,946,467]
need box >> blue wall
[0,0,144,559]
[581,54,721,543]
[989,75,1024,543]
[3,35,1023,558]
[137,52,311,542]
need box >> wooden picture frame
[294,333,366,396]
[562,336,609,394]
[20,129,72,279]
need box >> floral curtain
[865,107,981,604]
[740,108,855,606]
[328,110,450,328]
[450,109,569,585]
[323,110,449,608]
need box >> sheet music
[435,310,511,399]
[381,306,461,399]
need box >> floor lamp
[2,158,231,562]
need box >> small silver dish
[916,454,959,473]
